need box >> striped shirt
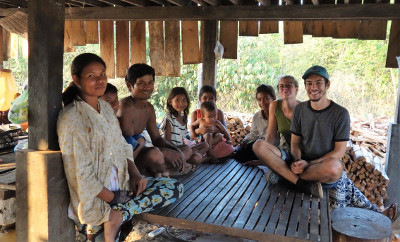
[160,113,188,146]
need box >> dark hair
[125,63,155,86]
[199,85,217,100]
[71,53,106,78]
[200,101,216,114]
[256,84,276,100]
[63,53,106,106]
[104,83,118,95]
[277,75,299,89]
[166,87,190,124]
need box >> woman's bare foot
[104,209,123,242]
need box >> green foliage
[4,30,398,120]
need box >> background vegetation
[5,25,399,120]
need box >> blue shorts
[125,134,144,151]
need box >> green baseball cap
[302,65,329,80]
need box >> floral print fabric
[74,177,184,241]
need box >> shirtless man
[118,64,192,177]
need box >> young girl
[190,85,226,140]
[191,101,234,163]
[236,84,276,163]
[160,87,208,165]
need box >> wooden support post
[28,0,64,151]
[386,57,400,206]
[16,150,74,241]
[199,20,217,89]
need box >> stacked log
[345,117,390,207]
[225,116,251,147]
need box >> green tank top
[275,100,292,148]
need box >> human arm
[216,120,232,143]
[218,109,226,127]
[243,113,260,144]
[127,159,147,196]
[189,110,198,140]
[265,101,279,146]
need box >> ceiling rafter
[0,0,27,8]
[69,0,109,6]
[121,0,149,7]
[97,0,130,6]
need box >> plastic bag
[214,40,224,60]
[8,89,28,124]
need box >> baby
[191,101,233,163]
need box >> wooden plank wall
[386,20,400,68]
[70,21,86,46]
[131,21,146,64]
[181,21,201,64]
[164,21,181,76]
[219,21,238,59]
[100,21,115,79]
[64,21,75,52]
[116,21,130,78]
[85,21,99,44]
[149,21,165,76]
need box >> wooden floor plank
[297,194,311,240]
[185,163,243,221]
[145,161,331,242]
[253,184,281,232]
[221,170,264,227]
[205,167,258,224]
[275,188,296,235]
[175,161,240,219]
[320,189,331,242]
[309,199,319,242]
[195,165,251,222]
[232,172,268,228]
[158,162,228,216]
[286,192,304,237]
[264,186,289,234]
[244,184,278,230]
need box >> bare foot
[187,153,203,165]
[381,203,398,222]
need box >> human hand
[108,190,132,206]
[290,160,308,174]
[130,175,148,196]
[164,149,185,171]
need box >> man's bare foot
[187,153,202,165]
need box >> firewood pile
[342,117,391,208]
[225,114,252,146]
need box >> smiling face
[256,92,274,113]
[72,62,107,99]
[169,94,188,113]
[277,77,298,100]
[129,74,154,100]
[304,74,330,102]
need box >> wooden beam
[65,5,400,21]
[166,0,185,5]
[396,56,400,123]
[27,0,65,151]
[200,20,217,88]
[69,0,108,6]
[121,0,148,7]
[0,27,3,63]
[386,20,400,68]
[130,21,146,64]
[100,21,115,79]
[116,21,130,78]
